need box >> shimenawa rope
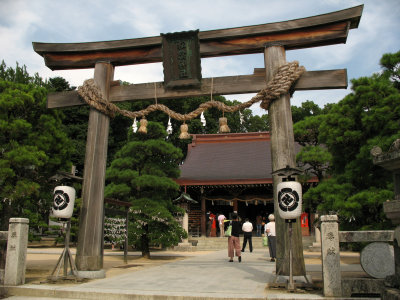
[77,61,305,121]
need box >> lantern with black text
[52,186,76,218]
[277,181,302,219]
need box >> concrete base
[342,278,384,297]
[267,274,313,290]
[382,288,400,300]
[76,269,105,279]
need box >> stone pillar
[175,210,195,251]
[320,215,342,297]
[4,218,29,286]
[76,62,114,278]
[182,212,189,244]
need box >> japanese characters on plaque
[161,30,202,89]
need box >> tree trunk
[264,44,306,276]
[141,226,151,259]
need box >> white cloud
[0,0,398,115]
[108,2,163,37]
[115,63,164,84]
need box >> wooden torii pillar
[33,5,362,276]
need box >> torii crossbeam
[33,5,363,278]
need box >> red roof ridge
[191,132,270,145]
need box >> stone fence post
[320,215,342,297]
[4,218,29,286]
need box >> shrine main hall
[175,131,317,236]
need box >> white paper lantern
[52,186,76,219]
[277,181,302,219]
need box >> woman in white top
[265,214,276,262]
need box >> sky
[1,0,399,116]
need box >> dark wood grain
[75,62,114,271]
[264,45,306,276]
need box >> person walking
[241,218,253,252]
[210,212,217,237]
[218,213,226,237]
[206,210,211,237]
[227,213,242,262]
[265,214,276,262]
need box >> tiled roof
[177,132,302,186]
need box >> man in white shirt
[265,214,276,262]
[241,218,253,252]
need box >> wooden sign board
[161,30,201,89]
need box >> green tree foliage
[46,77,135,176]
[0,65,73,234]
[105,122,186,257]
[0,60,46,87]
[293,102,332,183]
[380,50,400,90]
[303,51,400,230]
[296,145,332,182]
[291,100,323,124]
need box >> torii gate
[33,5,363,278]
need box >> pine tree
[105,122,186,257]
[302,51,400,230]
[0,74,72,233]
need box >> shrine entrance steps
[192,235,314,250]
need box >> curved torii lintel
[32,5,363,70]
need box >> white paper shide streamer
[200,112,206,127]
[167,117,173,135]
[239,111,244,125]
[132,117,138,133]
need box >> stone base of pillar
[267,275,313,290]
[76,269,105,279]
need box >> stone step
[190,236,317,250]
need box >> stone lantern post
[371,139,400,293]
[173,192,197,251]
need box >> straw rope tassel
[138,117,148,134]
[219,117,230,133]
[179,123,190,139]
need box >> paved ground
[2,247,368,300]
